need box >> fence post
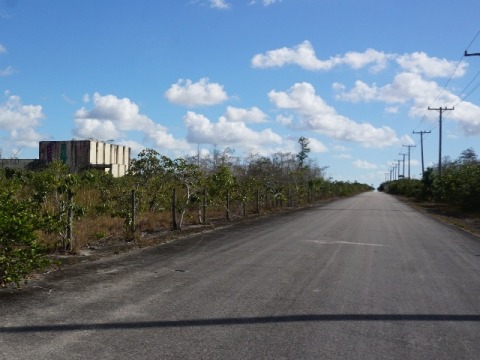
[242,191,246,217]
[66,189,74,252]
[172,188,178,230]
[226,189,231,220]
[131,189,136,234]
[202,188,207,224]
[256,189,260,214]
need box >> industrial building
[39,140,131,177]
[0,140,131,177]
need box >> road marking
[305,240,387,247]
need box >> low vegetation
[378,148,480,212]
[0,138,373,288]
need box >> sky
[1,0,480,187]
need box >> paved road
[1,192,480,359]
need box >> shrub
[0,190,50,288]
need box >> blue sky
[1,0,480,186]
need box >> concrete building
[0,158,35,170]
[39,140,131,177]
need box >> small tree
[0,190,50,288]
[296,137,311,169]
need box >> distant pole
[402,145,416,179]
[428,107,454,176]
[399,153,406,178]
[397,159,401,179]
[412,130,431,176]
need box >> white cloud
[250,0,281,6]
[334,80,378,103]
[165,78,228,107]
[396,52,467,78]
[251,40,329,71]
[335,72,453,109]
[0,44,6,54]
[252,41,392,72]
[219,106,268,123]
[210,0,230,9]
[184,110,282,148]
[307,137,328,153]
[0,94,45,152]
[0,94,44,131]
[10,127,44,148]
[342,48,392,73]
[353,159,378,169]
[334,71,480,135]
[276,114,293,126]
[74,93,191,153]
[253,42,469,79]
[263,0,281,5]
[268,82,399,148]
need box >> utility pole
[402,144,416,179]
[397,159,401,179]
[428,106,454,176]
[464,50,480,57]
[412,130,431,176]
[399,153,406,179]
[393,163,398,180]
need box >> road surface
[1,192,480,359]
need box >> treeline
[378,148,480,211]
[1,141,373,287]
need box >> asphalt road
[1,192,480,359]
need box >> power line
[412,29,480,133]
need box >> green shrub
[0,190,50,288]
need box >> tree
[458,148,478,164]
[0,189,50,288]
[296,137,311,168]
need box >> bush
[0,190,50,288]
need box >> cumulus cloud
[0,94,45,151]
[0,44,6,54]
[335,73,451,107]
[252,41,471,78]
[334,66,480,135]
[10,127,44,148]
[252,41,392,72]
[0,94,44,130]
[268,82,399,148]
[184,111,282,147]
[219,106,268,123]
[165,78,229,107]
[307,137,328,153]
[396,52,467,78]
[74,93,191,153]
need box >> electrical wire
[387,29,480,177]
